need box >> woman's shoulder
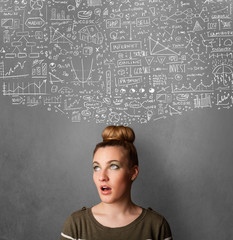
[67,206,89,221]
[145,207,164,216]
[70,206,88,215]
[144,207,168,223]
[144,208,172,239]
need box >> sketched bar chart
[0,0,233,124]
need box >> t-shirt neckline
[87,207,147,231]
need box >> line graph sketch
[0,0,233,124]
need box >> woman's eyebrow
[93,160,120,165]
[92,161,100,165]
[108,160,120,163]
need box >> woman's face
[93,146,138,204]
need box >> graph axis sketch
[0,0,233,124]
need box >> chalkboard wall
[0,0,233,239]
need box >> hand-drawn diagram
[0,0,233,124]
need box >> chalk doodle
[0,0,233,124]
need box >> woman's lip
[100,185,112,195]
[101,189,112,195]
[100,185,112,190]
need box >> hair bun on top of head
[102,125,135,143]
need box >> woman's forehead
[93,146,128,162]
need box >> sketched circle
[149,88,155,93]
[175,74,183,81]
[175,36,181,42]
[49,62,56,69]
[110,31,118,40]
[81,109,91,117]
[139,88,145,93]
[73,51,79,56]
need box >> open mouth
[101,186,111,191]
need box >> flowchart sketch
[0,0,233,124]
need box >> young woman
[60,125,172,240]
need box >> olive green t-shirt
[60,207,172,240]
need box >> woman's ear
[131,165,139,181]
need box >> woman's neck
[96,200,138,216]
[91,201,142,228]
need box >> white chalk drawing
[0,0,233,124]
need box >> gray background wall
[1,97,233,239]
[0,0,233,239]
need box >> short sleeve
[60,215,78,240]
[159,218,172,240]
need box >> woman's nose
[99,170,109,181]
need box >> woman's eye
[93,166,100,171]
[110,164,119,170]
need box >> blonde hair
[93,125,138,168]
